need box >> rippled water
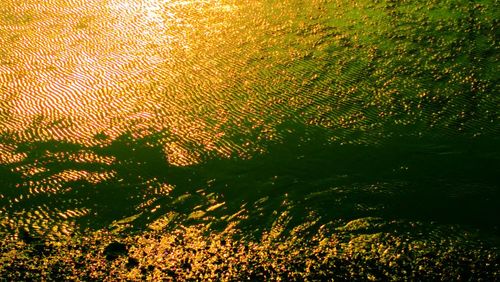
[1,0,499,246]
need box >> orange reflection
[0,0,281,165]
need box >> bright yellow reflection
[0,0,270,166]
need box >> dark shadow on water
[191,129,500,233]
[0,127,499,240]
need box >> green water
[0,0,499,279]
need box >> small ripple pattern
[0,0,287,159]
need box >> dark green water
[0,0,499,279]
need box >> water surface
[0,0,499,261]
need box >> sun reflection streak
[1,0,263,165]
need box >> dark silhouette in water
[1,127,499,237]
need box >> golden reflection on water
[0,0,258,166]
[1,0,499,243]
[0,0,382,236]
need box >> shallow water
[0,0,499,248]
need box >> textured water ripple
[0,0,499,239]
